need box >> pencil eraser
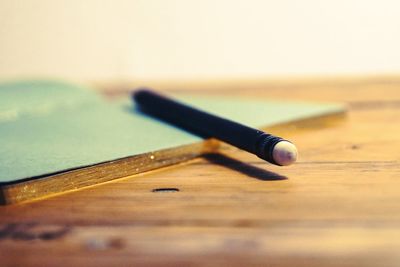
[272,141,298,166]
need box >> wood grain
[1,76,400,266]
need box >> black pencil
[132,89,297,166]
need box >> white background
[1,0,399,82]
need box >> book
[0,80,345,204]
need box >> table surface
[1,76,400,266]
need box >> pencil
[133,89,297,166]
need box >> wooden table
[1,76,400,266]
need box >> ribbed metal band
[255,133,284,165]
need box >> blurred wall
[0,0,400,82]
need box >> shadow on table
[203,153,288,181]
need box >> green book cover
[0,80,344,186]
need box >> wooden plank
[1,76,400,266]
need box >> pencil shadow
[202,153,288,181]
